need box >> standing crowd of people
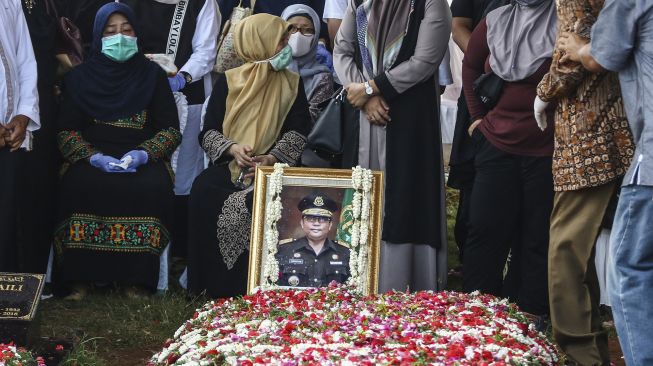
[0,0,651,364]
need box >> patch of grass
[60,337,105,366]
[38,287,205,365]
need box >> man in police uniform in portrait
[276,194,351,287]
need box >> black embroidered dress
[54,71,181,289]
[187,75,310,298]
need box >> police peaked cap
[298,194,339,218]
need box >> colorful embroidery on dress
[139,127,182,161]
[54,214,170,255]
[57,130,98,164]
[94,111,148,129]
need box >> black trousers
[453,181,473,262]
[463,132,553,315]
[448,92,476,263]
[0,149,21,272]
[14,127,60,274]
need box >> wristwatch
[364,81,374,96]
[180,71,192,84]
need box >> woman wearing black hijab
[54,2,181,299]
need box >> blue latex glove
[120,149,149,171]
[89,153,123,173]
[168,73,186,92]
[315,43,334,72]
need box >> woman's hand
[251,154,277,167]
[468,119,482,137]
[559,32,588,63]
[346,83,370,109]
[228,143,254,168]
[244,154,278,178]
[363,96,391,126]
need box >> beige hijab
[224,13,299,183]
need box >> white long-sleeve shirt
[179,0,220,96]
[323,0,348,21]
[0,0,40,150]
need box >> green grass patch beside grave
[38,288,205,365]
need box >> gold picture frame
[247,166,384,295]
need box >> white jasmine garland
[347,249,359,287]
[351,193,362,222]
[261,163,288,288]
[347,166,374,293]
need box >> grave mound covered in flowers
[150,286,560,365]
[0,343,43,366]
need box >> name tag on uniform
[289,259,304,264]
[330,261,343,265]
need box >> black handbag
[472,71,504,109]
[307,88,347,157]
[44,0,84,67]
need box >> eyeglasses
[289,25,315,36]
[303,216,331,223]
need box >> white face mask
[288,32,313,58]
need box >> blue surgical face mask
[101,34,138,62]
[268,45,293,71]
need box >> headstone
[0,273,45,345]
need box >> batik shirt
[537,0,634,191]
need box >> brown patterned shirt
[537,0,634,191]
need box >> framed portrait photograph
[247,166,383,295]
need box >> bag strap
[166,0,190,60]
[217,0,255,50]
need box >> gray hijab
[281,4,331,99]
[486,0,557,81]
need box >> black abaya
[187,75,311,299]
[54,70,181,289]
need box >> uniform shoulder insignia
[334,240,350,249]
[278,238,295,245]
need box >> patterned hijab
[224,14,299,183]
[486,0,557,81]
[356,0,415,76]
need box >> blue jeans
[609,185,653,366]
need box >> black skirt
[54,160,174,289]
[186,164,253,298]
